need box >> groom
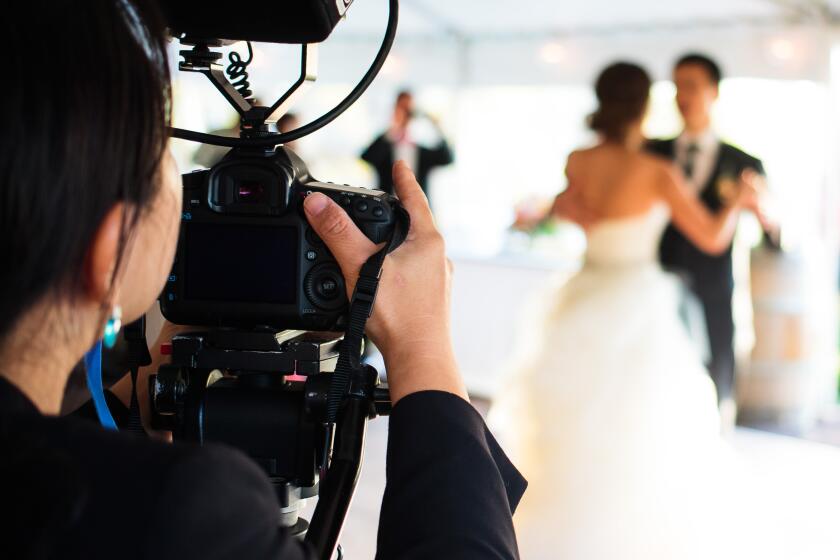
[650,53,765,419]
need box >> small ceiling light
[540,41,569,65]
[381,53,407,78]
[769,37,797,62]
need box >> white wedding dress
[490,203,766,559]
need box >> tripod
[150,329,391,556]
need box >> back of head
[396,89,413,105]
[278,112,300,132]
[588,62,652,142]
[0,0,171,340]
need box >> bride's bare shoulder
[568,145,609,159]
[639,151,680,183]
[564,148,594,178]
[566,145,615,169]
[566,147,594,164]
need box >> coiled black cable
[226,41,254,100]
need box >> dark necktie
[683,142,700,180]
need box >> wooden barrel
[737,245,837,433]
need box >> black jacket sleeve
[747,153,765,176]
[420,140,454,168]
[361,134,392,168]
[72,390,525,559]
[376,391,527,559]
[149,445,315,560]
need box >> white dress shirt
[387,129,419,175]
[675,129,720,193]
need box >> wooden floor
[301,400,840,559]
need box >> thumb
[303,192,379,282]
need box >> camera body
[160,146,399,331]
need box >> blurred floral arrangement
[505,195,586,262]
[510,195,556,235]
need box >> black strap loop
[324,206,410,426]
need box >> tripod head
[150,329,391,541]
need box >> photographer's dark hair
[675,53,723,85]
[588,62,652,143]
[0,0,171,340]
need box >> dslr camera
[160,146,400,331]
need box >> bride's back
[567,144,664,221]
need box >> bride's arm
[549,152,598,229]
[657,163,747,256]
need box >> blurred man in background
[361,90,454,200]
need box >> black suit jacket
[648,138,764,299]
[0,378,526,559]
[361,134,454,196]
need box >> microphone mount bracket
[179,42,318,138]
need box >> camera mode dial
[304,264,346,311]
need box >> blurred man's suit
[648,136,764,405]
[361,134,453,197]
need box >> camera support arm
[265,44,318,125]
[179,43,318,133]
[305,366,379,559]
[178,42,252,114]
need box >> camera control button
[317,277,340,299]
[372,206,385,218]
[340,195,352,207]
[305,227,324,248]
[306,250,318,261]
[304,265,346,311]
[356,200,369,213]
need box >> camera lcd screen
[184,223,298,304]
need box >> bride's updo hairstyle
[588,62,652,142]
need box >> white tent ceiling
[230,0,840,97]
[296,0,840,85]
[338,0,840,40]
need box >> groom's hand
[737,169,777,233]
[735,169,761,209]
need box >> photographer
[0,1,525,559]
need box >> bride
[489,62,764,559]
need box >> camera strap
[324,207,410,428]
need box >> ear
[84,204,125,303]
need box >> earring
[102,305,123,349]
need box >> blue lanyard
[83,340,118,431]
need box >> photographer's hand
[304,161,467,405]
